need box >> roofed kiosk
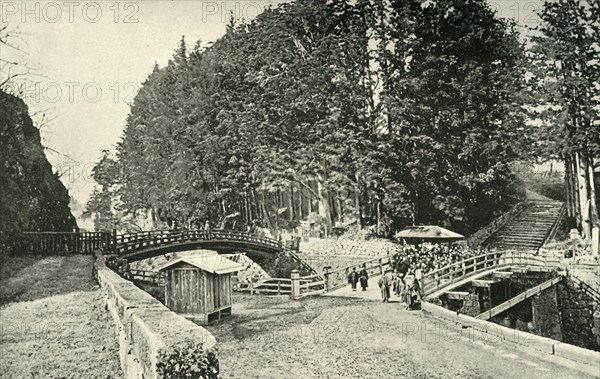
[396,225,464,243]
[158,251,242,324]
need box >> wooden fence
[19,231,113,255]
[322,255,394,292]
[130,269,165,286]
[234,273,325,298]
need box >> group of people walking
[347,260,423,310]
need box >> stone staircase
[484,199,564,251]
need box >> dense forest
[526,0,600,242]
[86,0,599,240]
[0,89,78,250]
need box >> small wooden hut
[158,252,242,324]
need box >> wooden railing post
[291,270,300,300]
[378,258,383,275]
[323,266,332,291]
[112,229,117,253]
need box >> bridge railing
[323,256,394,291]
[115,229,282,255]
[422,251,565,297]
[19,231,112,255]
[421,251,505,296]
[498,251,562,268]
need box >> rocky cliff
[0,89,77,250]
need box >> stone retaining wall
[94,253,218,379]
[557,276,600,351]
[422,302,600,369]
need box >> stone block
[96,255,218,379]
[554,343,600,366]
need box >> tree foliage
[525,0,599,240]
[88,0,527,236]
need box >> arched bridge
[113,229,284,262]
[18,229,317,275]
[322,250,566,297]
[19,229,283,260]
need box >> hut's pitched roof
[395,225,464,240]
[157,253,242,274]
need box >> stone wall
[557,276,600,351]
[94,253,218,379]
[532,286,563,341]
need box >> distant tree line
[87,0,533,236]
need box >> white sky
[0,0,542,211]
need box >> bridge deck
[425,266,511,299]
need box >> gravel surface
[208,294,598,379]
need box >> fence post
[250,277,254,295]
[291,270,300,300]
[378,258,383,275]
[112,229,117,253]
[323,266,332,291]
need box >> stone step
[491,236,546,241]
[502,225,555,230]
[490,240,544,245]
[510,218,558,222]
[490,237,543,242]
[488,238,543,244]
[511,218,558,223]
[498,231,549,236]
[487,239,542,245]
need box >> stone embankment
[94,253,218,379]
[558,274,600,351]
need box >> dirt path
[209,295,598,378]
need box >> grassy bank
[0,255,123,378]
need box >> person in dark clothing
[347,267,359,291]
[359,264,369,291]
[397,258,410,276]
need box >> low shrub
[156,342,219,379]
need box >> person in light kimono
[378,270,393,302]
